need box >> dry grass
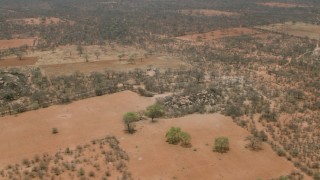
[177,28,260,43]
[257,22,320,40]
[180,9,239,17]
[7,17,74,25]
[257,2,309,8]
[0,38,37,49]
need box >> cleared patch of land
[40,55,187,76]
[0,38,36,49]
[0,57,37,67]
[7,17,73,25]
[257,22,320,40]
[257,2,309,8]
[177,28,260,43]
[0,91,298,179]
[180,9,239,17]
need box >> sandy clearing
[7,17,74,25]
[0,91,298,179]
[0,38,36,49]
[257,22,320,40]
[180,9,239,17]
[0,57,37,67]
[257,2,309,8]
[40,55,187,76]
[124,114,297,180]
[177,28,260,42]
[0,90,154,167]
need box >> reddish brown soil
[0,57,37,67]
[180,9,239,17]
[177,28,260,42]
[40,56,188,76]
[0,91,298,179]
[0,38,36,49]
[258,2,309,8]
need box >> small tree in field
[165,127,181,144]
[123,112,139,134]
[145,104,165,122]
[213,137,229,153]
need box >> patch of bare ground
[0,91,298,179]
[177,28,260,44]
[40,55,188,76]
[0,38,37,49]
[180,9,239,17]
[7,17,74,25]
[257,22,320,40]
[0,57,37,67]
[257,2,309,8]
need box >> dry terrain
[7,17,73,25]
[257,2,309,8]
[0,38,36,49]
[257,22,320,40]
[179,9,239,17]
[0,91,299,179]
[0,57,37,67]
[177,28,260,44]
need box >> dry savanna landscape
[0,0,319,180]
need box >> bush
[213,137,229,153]
[276,148,286,157]
[52,128,58,134]
[165,127,181,144]
[179,131,192,147]
[123,112,139,134]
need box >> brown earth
[7,17,73,25]
[0,91,298,179]
[0,57,37,67]
[257,22,320,40]
[177,28,260,43]
[180,9,239,17]
[0,38,36,49]
[40,55,188,76]
[257,2,309,8]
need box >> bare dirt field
[0,38,36,49]
[257,2,309,8]
[177,28,260,43]
[257,22,320,40]
[180,9,239,17]
[7,17,73,25]
[40,55,187,76]
[0,57,37,67]
[0,91,298,179]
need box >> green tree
[165,127,181,144]
[213,137,229,153]
[145,104,165,122]
[123,112,139,134]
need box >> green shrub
[123,112,139,134]
[276,148,286,157]
[165,127,181,144]
[52,128,58,134]
[180,131,192,147]
[213,137,229,153]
